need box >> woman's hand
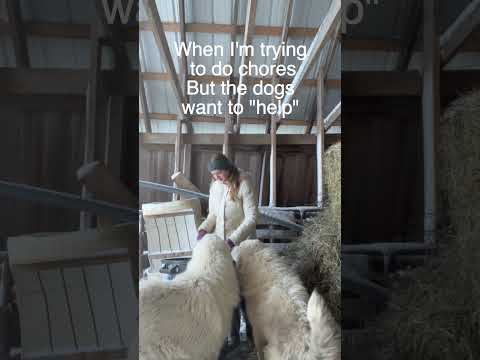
[225,239,236,251]
[196,229,207,241]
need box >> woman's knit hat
[208,154,233,172]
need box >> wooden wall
[342,97,424,244]
[0,96,138,246]
[139,144,318,207]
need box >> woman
[196,153,258,249]
[196,153,257,349]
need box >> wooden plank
[6,0,29,67]
[84,265,122,348]
[440,0,480,66]
[13,270,52,356]
[40,269,76,353]
[63,267,98,351]
[108,262,137,348]
[281,0,341,114]
[165,217,181,252]
[143,217,161,253]
[143,0,186,116]
[324,101,341,130]
[139,80,152,133]
[178,0,188,96]
[184,213,198,245]
[396,0,422,71]
[236,0,257,133]
[140,133,338,146]
[422,0,440,244]
[174,215,192,251]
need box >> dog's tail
[307,290,341,360]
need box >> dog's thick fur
[139,234,240,360]
[232,240,340,360]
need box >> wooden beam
[316,72,324,208]
[440,0,480,66]
[178,0,188,96]
[141,72,341,88]
[235,0,257,133]
[6,0,29,67]
[224,0,239,157]
[269,116,278,206]
[143,0,186,117]
[396,0,422,71]
[139,79,152,133]
[324,101,341,130]
[140,133,340,146]
[281,0,341,115]
[422,0,440,244]
[139,21,317,37]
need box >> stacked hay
[289,142,341,322]
[373,90,480,360]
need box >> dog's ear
[307,289,325,324]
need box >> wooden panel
[184,213,198,245]
[143,217,161,253]
[174,215,192,251]
[14,270,52,356]
[63,267,98,351]
[165,217,181,252]
[40,269,76,353]
[108,262,137,347]
[84,265,122,348]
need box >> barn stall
[138,0,341,358]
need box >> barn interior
[138,0,342,358]
[0,0,139,358]
[342,0,480,358]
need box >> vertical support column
[316,70,325,208]
[422,0,439,244]
[173,120,182,201]
[80,21,102,230]
[269,116,277,207]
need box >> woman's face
[211,170,229,183]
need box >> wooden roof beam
[143,0,187,118]
[6,0,29,67]
[396,0,422,71]
[280,0,341,118]
[235,0,257,133]
[324,101,341,131]
[440,0,480,67]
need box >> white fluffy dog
[139,234,240,360]
[232,240,340,360]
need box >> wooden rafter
[235,0,257,133]
[316,70,324,207]
[143,0,186,118]
[324,101,341,131]
[280,0,341,116]
[6,0,29,67]
[224,0,239,158]
[396,0,422,71]
[440,0,480,66]
[141,72,341,88]
[139,79,152,133]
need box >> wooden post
[235,0,257,133]
[173,120,183,201]
[269,116,277,207]
[6,0,29,67]
[80,21,102,230]
[258,149,267,206]
[316,70,325,208]
[422,0,439,244]
[139,79,152,133]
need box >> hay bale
[373,90,480,359]
[289,142,341,322]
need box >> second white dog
[232,240,340,360]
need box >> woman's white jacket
[198,171,258,245]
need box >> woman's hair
[209,153,240,201]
